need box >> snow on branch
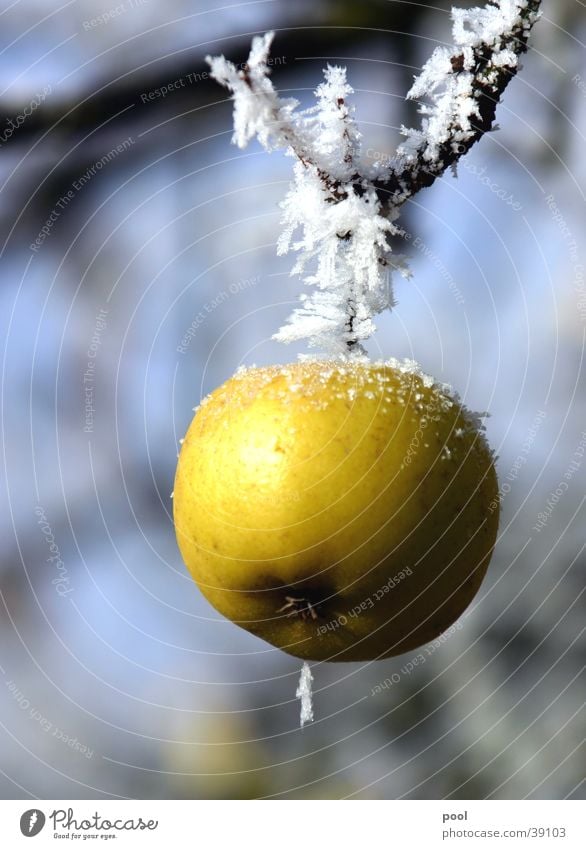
[384,0,542,205]
[206,0,541,354]
[296,662,314,727]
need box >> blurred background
[0,0,584,800]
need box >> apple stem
[296,662,314,727]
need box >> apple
[173,358,499,662]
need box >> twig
[206,0,542,353]
[378,0,543,208]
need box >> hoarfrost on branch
[207,1,541,354]
[296,661,314,727]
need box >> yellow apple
[173,357,499,662]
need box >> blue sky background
[0,0,584,799]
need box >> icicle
[296,661,314,727]
[206,3,541,353]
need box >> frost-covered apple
[173,358,499,662]
[172,0,540,719]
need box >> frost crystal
[275,163,401,353]
[296,661,314,727]
[206,1,541,353]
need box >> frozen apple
[173,358,499,662]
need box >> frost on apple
[206,1,541,355]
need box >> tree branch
[206,0,542,354]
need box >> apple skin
[173,358,499,662]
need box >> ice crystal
[397,1,541,175]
